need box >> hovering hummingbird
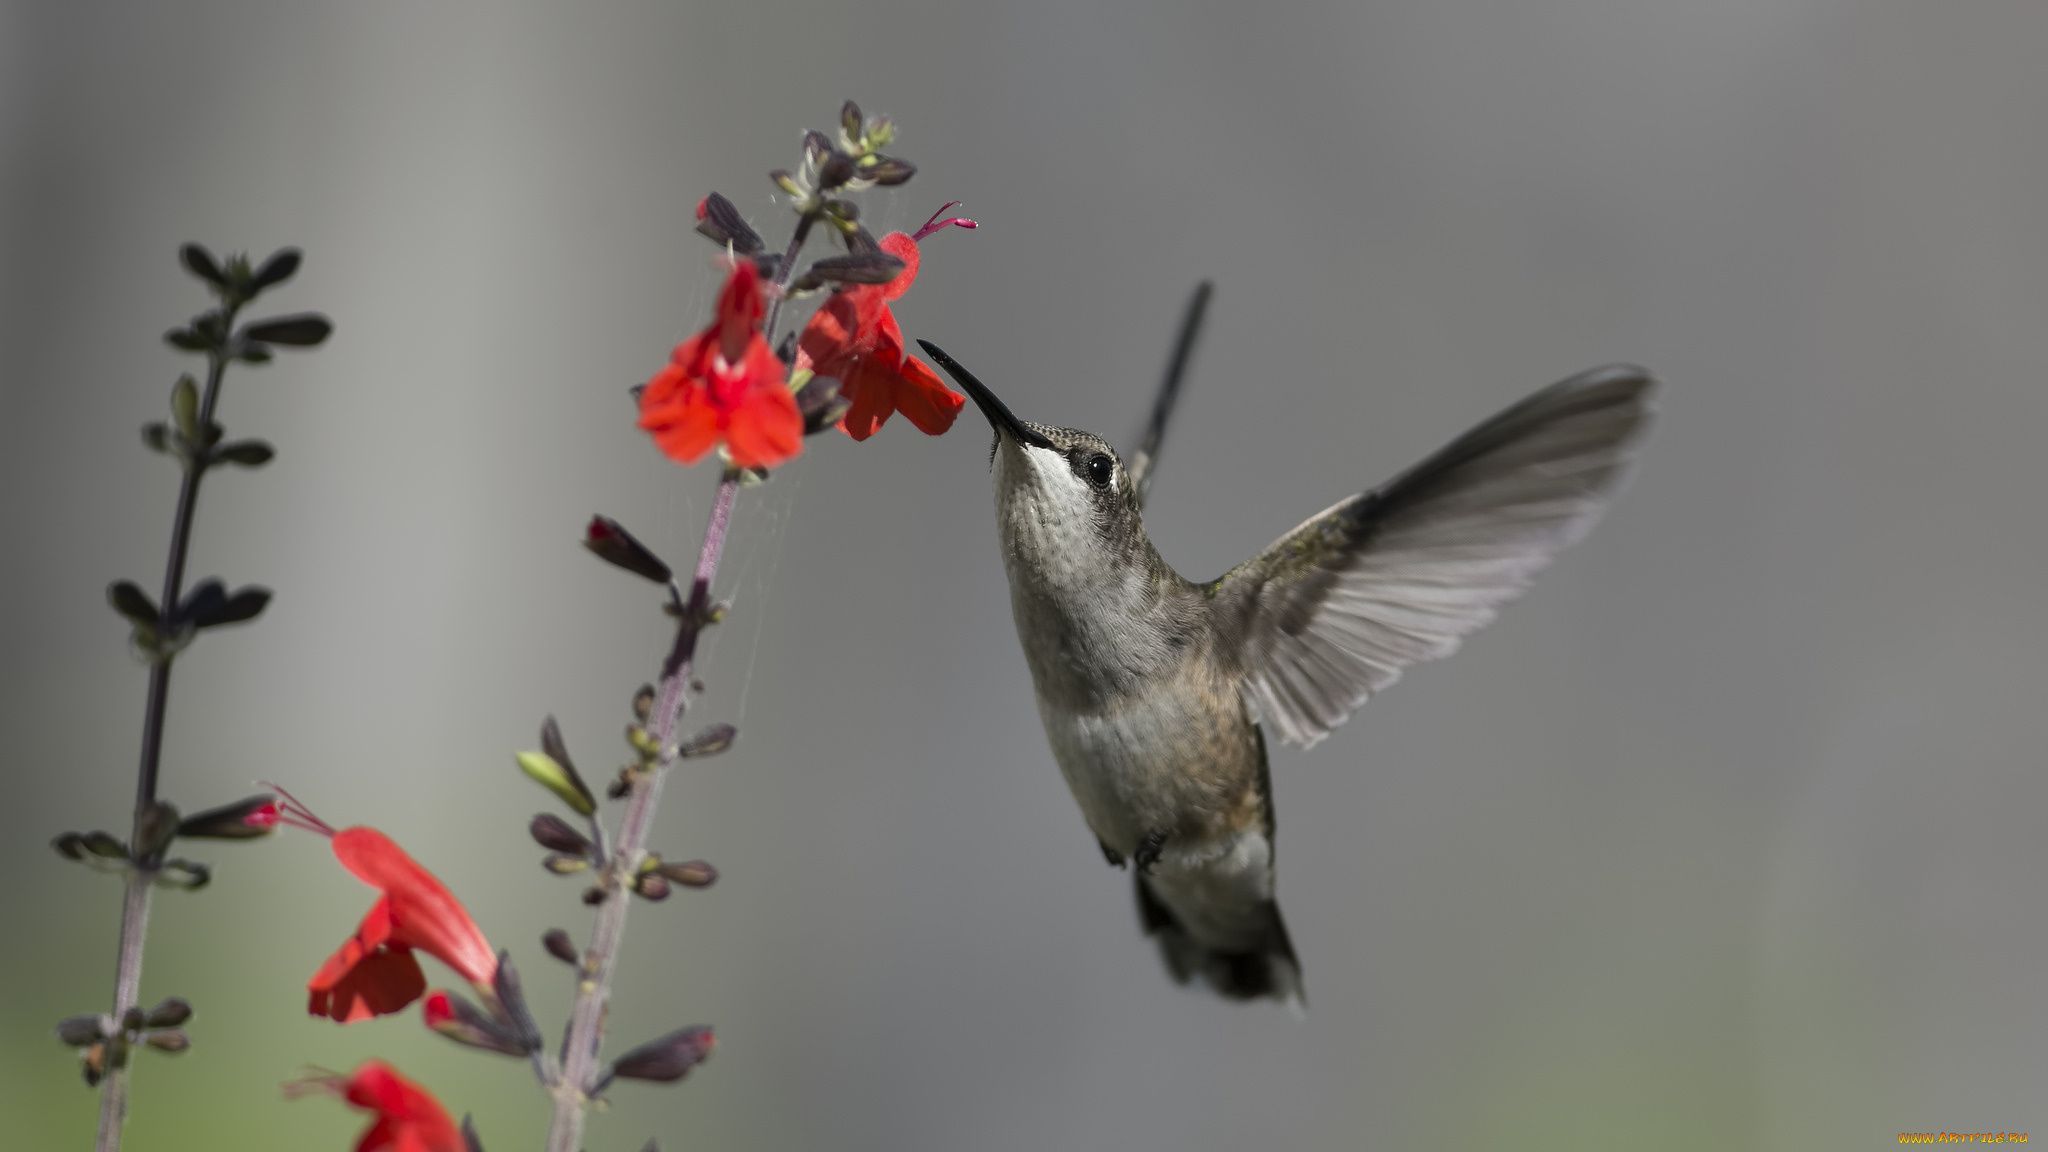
[916,291,1655,1008]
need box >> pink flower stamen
[261,782,337,838]
[913,201,978,242]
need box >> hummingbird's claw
[1134,830,1169,875]
[1098,839,1126,869]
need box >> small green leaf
[142,423,172,455]
[250,248,301,291]
[234,343,273,365]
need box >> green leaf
[179,243,226,287]
[250,248,301,291]
[242,313,332,347]
[142,423,172,454]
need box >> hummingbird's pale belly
[1034,680,1280,952]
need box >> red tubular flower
[638,259,803,469]
[797,231,966,441]
[288,1060,464,1152]
[275,790,499,1023]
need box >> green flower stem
[547,469,740,1152]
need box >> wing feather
[1210,365,1656,746]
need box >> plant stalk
[97,333,232,1152]
[546,471,739,1152]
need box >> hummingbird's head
[918,341,1151,596]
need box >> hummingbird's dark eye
[1085,454,1114,488]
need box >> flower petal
[331,828,498,991]
[837,358,898,441]
[308,922,428,1024]
[891,355,967,436]
[724,381,804,469]
[878,233,921,302]
[640,385,724,465]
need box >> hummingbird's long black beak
[918,340,1056,451]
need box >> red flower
[638,258,803,469]
[797,231,966,441]
[274,790,499,1023]
[288,1060,464,1152]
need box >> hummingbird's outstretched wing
[1207,365,1656,746]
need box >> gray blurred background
[4,1,2045,1149]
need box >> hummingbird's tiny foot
[1134,830,1169,874]
[1098,839,1126,869]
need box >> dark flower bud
[657,859,718,889]
[425,990,530,1058]
[109,581,160,627]
[802,130,833,165]
[241,313,332,346]
[634,873,671,901]
[751,251,782,280]
[693,192,764,255]
[529,813,591,856]
[821,198,858,222]
[797,376,850,437]
[122,1006,148,1033]
[608,770,633,801]
[609,1025,715,1084]
[144,997,192,1028]
[144,1029,190,1053]
[81,1043,107,1087]
[463,1115,487,1152]
[177,794,280,840]
[678,724,737,759]
[583,516,673,584]
[543,853,589,875]
[155,859,210,890]
[165,324,213,353]
[632,684,655,723]
[134,801,181,865]
[55,1015,105,1046]
[769,170,803,197]
[863,156,917,186]
[785,271,824,296]
[582,886,607,906]
[250,247,302,291]
[180,243,227,287]
[841,100,863,142]
[542,929,578,966]
[807,251,905,286]
[818,152,856,191]
[640,1141,661,1152]
[492,950,544,1051]
[213,440,275,468]
[177,579,271,630]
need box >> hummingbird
[916,297,1655,1009]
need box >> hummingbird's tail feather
[1135,874,1305,1009]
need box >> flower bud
[634,874,671,901]
[424,990,529,1058]
[583,516,673,584]
[518,750,596,818]
[144,997,193,1028]
[463,1115,487,1152]
[802,130,833,165]
[840,100,863,142]
[144,1029,190,1053]
[818,152,856,191]
[769,170,803,198]
[55,1016,105,1046]
[807,251,905,286]
[542,929,578,966]
[657,859,718,889]
[678,724,737,759]
[529,813,591,856]
[177,794,280,840]
[693,192,763,255]
[155,859,211,889]
[492,951,544,1051]
[543,853,589,875]
[609,1026,715,1084]
[632,684,656,723]
[864,156,916,186]
[797,376,851,437]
